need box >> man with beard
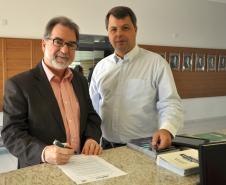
[89,6,183,150]
[1,16,102,168]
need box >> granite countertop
[0,147,199,185]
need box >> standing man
[2,16,102,168]
[89,6,183,150]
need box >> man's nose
[60,44,69,53]
[116,29,123,36]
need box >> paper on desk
[58,155,127,184]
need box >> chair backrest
[199,141,226,185]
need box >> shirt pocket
[125,79,153,100]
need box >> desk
[0,147,198,185]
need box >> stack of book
[127,136,200,176]
[156,148,199,176]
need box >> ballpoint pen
[53,139,72,149]
[180,153,199,163]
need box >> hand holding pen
[53,139,72,149]
[43,139,74,165]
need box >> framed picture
[159,52,167,60]
[169,53,180,71]
[218,55,226,71]
[207,55,217,72]
[182,53,193,71]
[195,54,205,72]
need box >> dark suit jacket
[1,62,102,168]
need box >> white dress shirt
[89,45,183,143]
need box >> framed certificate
[207,55,216,72]
[182,53,193,71]
[169,53,180,71]
[195,54,205,72]
[218,55,226,71]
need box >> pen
[180,153,199,163]
[53,139,72,149]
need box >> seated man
[1,16,102,168]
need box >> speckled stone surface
[0,147,199,185]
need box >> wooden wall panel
[140,45,226,99]
[0,38,226,111]
[4,39,32,80]
[32,39,43,67]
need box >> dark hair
[44,16,79,41]
[105,6,137,30]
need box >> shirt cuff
[41,146,48,163]
[159,121,178,137]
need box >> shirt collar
[42,60,73,82]
[113,45,139,63]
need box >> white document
[58,155,127,184]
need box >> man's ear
[41,39,46,53]
[135,26,138,33]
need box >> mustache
[55,52,69,59]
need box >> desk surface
[0,146,199,185]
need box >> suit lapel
[31,63,65,132]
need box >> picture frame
[218,55,226,71]
[169,53,180,71]
[207,55,217,72]
[195,54,205,72]
[159,52,167,60]
[182,53,193,71]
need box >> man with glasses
[1,16,102,168]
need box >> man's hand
[151,129,172,150]
[81,138,102,155]
[44,145,74,165]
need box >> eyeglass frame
[46,37,78,50]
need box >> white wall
[183,97,226,121]
[1,0,226,49]
[0,0,226,121]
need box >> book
[156,148,199,176]
[127,137,180,159]
[193,132,226,142]
[172,135,209,149]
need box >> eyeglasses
[47,37,78,50]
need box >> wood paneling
[32,39,43,67]
[0,37,43,111]
[4,38,32,80]
[0,38,226,111]
[140,45,226,99]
